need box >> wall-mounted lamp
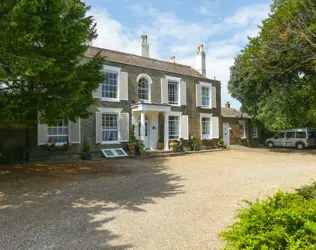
[152,126,156,130]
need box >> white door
[138,117,150,149]
[223,123,230,146]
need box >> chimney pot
[170,56,175,63]
[136,35,149,57]
[225,101,231,108]
[196,44,206,75]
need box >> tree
[0,0,105,125]
[228,0,316,131]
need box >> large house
[25,35,221,160]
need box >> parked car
[265,128,316,150]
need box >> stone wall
[27,60,221,161]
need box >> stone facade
[25,44,221,161]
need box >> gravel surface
[1,148,316,249]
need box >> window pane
[239,124,245,137]
[276,132,285,139]
[138,78,149,101]
[102,72,118,98]
[201,87,210,107]
[168,82,178,104]
[252,127,257,136]
[296,132,306,138]
[115,149,125,156]
[103,150,114,156]
[286,132,295,139]
[202,118,210,139]
[169,116,179,139]
[308,130,316,138]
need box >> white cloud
[224,4,270,27]
[89,3,270,108]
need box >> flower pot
[127,143,136,153]
[82,152,92,160]
[157,142,164,150]
[169,143,178,152]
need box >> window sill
[169,104,181,107]
[252,136,259,139]
[201,106,213,109]
[98,98,120,102]
[99,141,121,145]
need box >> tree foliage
[228,0,316,131]
[0,0,105,125]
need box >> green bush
[220,183,316,250]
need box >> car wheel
[296,142,304,150]
[267,142,274,148]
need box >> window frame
[168,116,180,140]
[137,73,152,103]
[200,113,213,140]
[200,82,212,109]
[101,112,120,144]
[100,66,121,102]
[47,119,69,145]
[252,126,258,138]
[101,148,128,158]
[201,117,211,140]
[168,81,179,106]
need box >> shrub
[220,182,316,249]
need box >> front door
[223,123,230,146]
[138,118,150,149]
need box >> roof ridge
[89,46,209,79]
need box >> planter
[82,152,92,160]
[127,143,136,153]
[47,146,69,151]
[157,142,164,150]
[169,143,178,152]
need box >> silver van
[265,128,316,150]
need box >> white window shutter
[196,84,201,107]
[37,123,48,145]
[161,78,168,104]
[96,112,102,143]
[119,113,129,142]
[212,86,217,108]
[69,119,80,144]
[119,72,128,101]
[180,115,189,140]
[92,84,102,98]
[180,81,187,106]
[212,117,219,138]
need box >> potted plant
[127,125,136,154]
[157,137,164,150]
[44,141,71,151]
[169,140,178,152]
[217,138,224,148]
[189,136,198,151]
[82,135,91,160]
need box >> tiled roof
[85,47,211,79]
[221,108,251,118]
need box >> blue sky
[85,0,272,108]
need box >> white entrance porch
[131,103,171,150]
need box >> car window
[308,130,316,138]
[286,132,295,139]
[275,132,285,139]
[296,131,307,138]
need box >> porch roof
[131,103,171,112]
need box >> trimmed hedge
[220,183,316,250]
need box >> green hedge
[220,183,316,249]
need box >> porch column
[140,111,146,142]
[164,113,169,150]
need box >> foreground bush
[220,183,316,249]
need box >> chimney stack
[136,35,149,57]
[170,56,175,63]
[196,44,206,75]
[225,101,231,108]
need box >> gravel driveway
[1,148,316,249]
